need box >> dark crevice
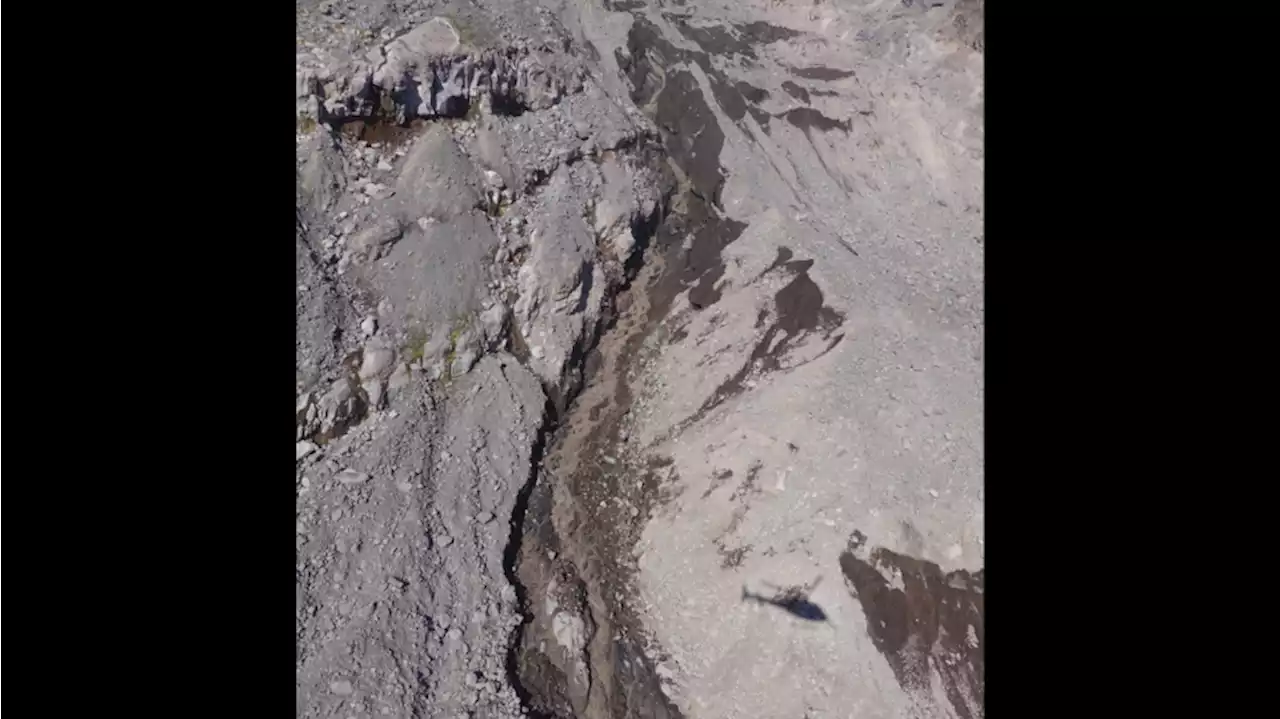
[502,386,560,719]
[502,187,671,716]
[491,91,528,117]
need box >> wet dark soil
[839,531,984,719]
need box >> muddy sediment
[509,6,757,717]
[510,187,688,719]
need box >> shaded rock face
[840,532,984,719]
[298,28,588,126]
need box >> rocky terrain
[296,1,983,718]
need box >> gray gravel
[296,1,984,718]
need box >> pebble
[928,489,940,498]
[476,511,493,524]
[361,316,378,336]
[296,441,318,461]
[397,482,413,493]
[337,469,369,485]
[378,160,393,171]
[438,535,454,548]
[330,680,354,696]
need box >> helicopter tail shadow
[741,576,829,622]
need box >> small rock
[330,680,354,696]
[361,316,378,336]
[296,441,317,461]
[397,482,413,493]
[480,304,509,347]
[928,489,940,498]
[476,511,494,524]
[426,361,446,381]
[336,469,370,485]
[438,534,454,548]
[350,218,403,256]
[363,379,385,410]
[378,159,394,172]
[452,348,479,376]
[388,363,412,392]
[359,345,396,380]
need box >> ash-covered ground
[296,2,983,717]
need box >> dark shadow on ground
[741,577,828,622]
[839,530,983,719]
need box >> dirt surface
[296,1,983,717]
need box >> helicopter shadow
[741,576,829,622]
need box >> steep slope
[295,2,983,718]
